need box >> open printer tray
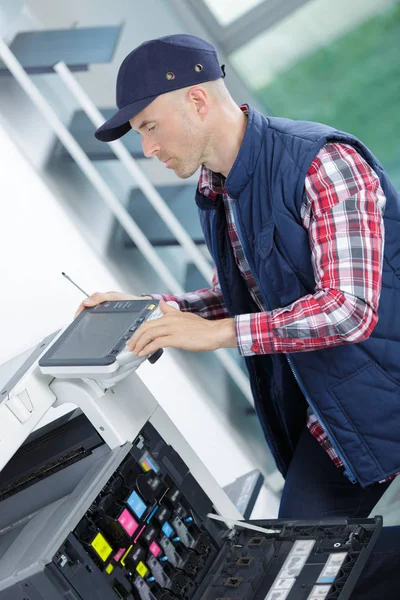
[0,419,381,600]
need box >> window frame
[184,0,311,54]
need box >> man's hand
[127,300,237,356]
[74,291,152,319]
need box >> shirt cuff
[235,312,274,356]
[149,293,175,302]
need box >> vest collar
[224,104,267,199]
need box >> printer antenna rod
[61,272,89,297]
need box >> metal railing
[0,38,253,406]
[54,61,214,284]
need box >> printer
[0,301,382,600]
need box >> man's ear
[186,85,209,118]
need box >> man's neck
[203,105,248,178]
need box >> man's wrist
[216,318,237,349]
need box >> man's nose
[142,136,160,159]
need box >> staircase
[54,108,144,162]
[0,26,122,75]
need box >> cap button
[166,72,175,80]
[194,64,203,72]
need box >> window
[229,0,400,187]
[202,0,266,26]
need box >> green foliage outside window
[256,2,400,189]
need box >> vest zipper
[230,202,358,485]
[284,356,357,484]
[211,213,286,476]
[210,212,232,316]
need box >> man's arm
[126,143,386,359]
[75,266,230,321]
[235,143,386,356]
[150,265,230,320]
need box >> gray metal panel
[0,433,105,532]
[124,184,205,247]
[0,443,130,591]
[0,26,122,75]
[168,0,263,112]
[220,0,312,54]
[55,109,145,162]
[185,261,209,291]
[182,0,311,54]
[223,469,264,519]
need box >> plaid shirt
[153,119,394,478]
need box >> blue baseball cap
[95,34,225,142]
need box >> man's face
[129,91,209,179]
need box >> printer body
[0,323,382,600]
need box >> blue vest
[196,105,400,487]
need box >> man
[76,34,400,519]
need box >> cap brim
[94,96,156,142]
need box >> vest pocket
[256,222,274,259]
[328,361,400,480]
[256,223,304,306]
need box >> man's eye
[147,125,156,132]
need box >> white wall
[0,0,23,37]
[0,121,124,363]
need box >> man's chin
[174,164,201,179]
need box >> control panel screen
[51,312,137,360]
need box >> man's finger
[74,303,85,319]
[127,318,171,349]
[73,292,102,319]
[128,324,169,354]
[137,336,172,357]
[159,300,179,313]
[83,291,112,306]
[74,290,133,319]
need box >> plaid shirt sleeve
[151,265,230,320]
[236,143,386,356]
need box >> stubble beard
[174,133,211,180]
[174,158,201,179]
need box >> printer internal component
[0,418,382,600]
[48,423,381,600]
[54,423,217,600]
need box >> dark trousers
[278,427,392,519]
[351,526,400,599]
[278,427,400,598]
